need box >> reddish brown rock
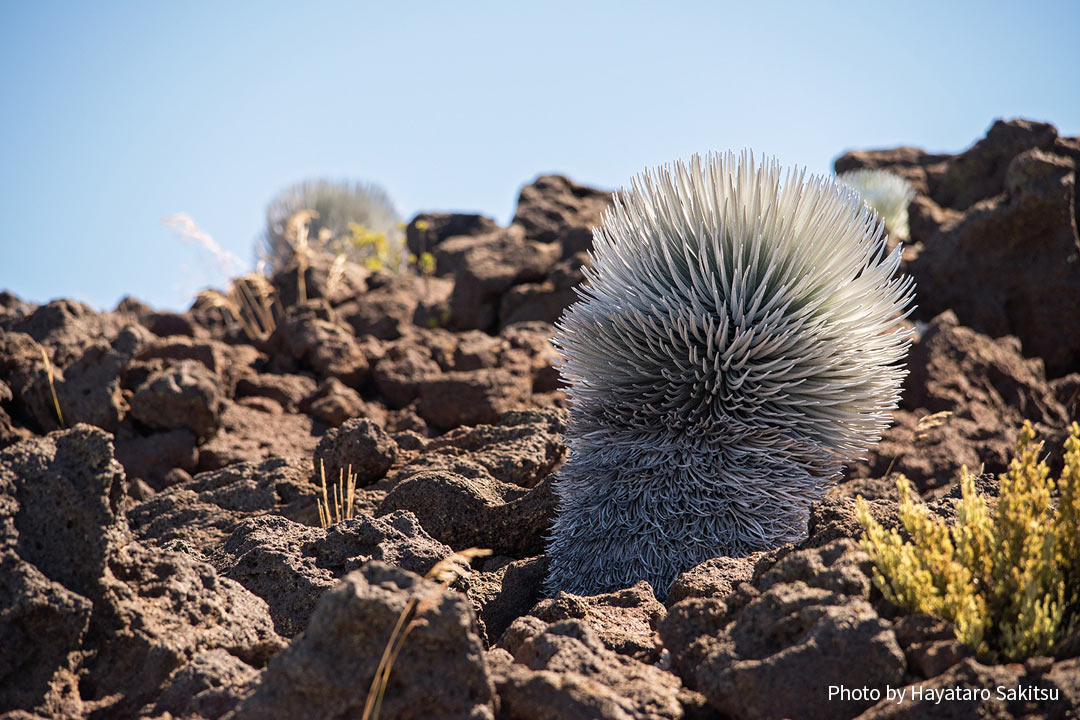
[0,551,91,717]
[135,335,236,380]
[417,368,532,430]
[47,341,136,433]
[511,174,613,256]
[141,309,205,338]
[436,226,560,331]
[127,456,321,557]
[114,428,199,490]
[144,648,257,720]
[130,360,225,440]
[217,513,451,637]
[379,470,555,557]
[528,581,666,662]
[232,562,494,720]
[913,148,1080,376]
[264,302,369,386]
[847,311,1070,492]
[466,555,548,645]
[891,614,972,679]
[406,212,500,257]
[271,253,371,309]
[8,299,127,367]
[838,119,1080,377]
[235,372,317,413]
[493,619,687,720]
[196,402,319,471]
[313,416,397,485]
[855,657,1067,719]
[300,376,382,426]
[835,146,951,198]
[337,272,419,340]
[500,321,563,393]
[418,409,565,488]
[0,426,283,718]
[934,118,1059,211]
[661,542,904,720]
[371,344,441,408]
[667,556,755,605]
[499,252,587,328]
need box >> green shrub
[857,421,1080,662]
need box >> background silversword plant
[837,168,916,243]
[261,179,404,272]
[545,151,915,597]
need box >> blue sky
[2,1,1078,311]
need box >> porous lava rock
[234,372,317,412]
[7,299,127,367]
[406,211,501,256]
[127,456,320,558]
[435,226,561,332]
[511,174,614,255]
[417,368,532,430]
[0,425,282,718]
[666,556,755,605]
[263,301,369,385]
[215,512,451,637]
[143,648,258,720]
[114,427,199,489]
[378,468,555,557]
[465,555,549,646]
[231,561,495,720]
[417,408,566,488]
[299,376,380,426]
[527,581,666,662]
[129,359,225,439]
[492,619,692,720]
[847,310,1070,492]
[312,416,398,485]
[838,119,1080,377]
[661,541,905,720]
[195,401,319,471]
[854,657,1077,719]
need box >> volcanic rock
[417,368,532,430]
[313,416,398,485]
[231,561,494,720]
[129,359,224,440]
[492,619,688,720]
[511,174,613,255]
[127,456,320,557]
[216,512,451,637]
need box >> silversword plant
[546,151,915,596]
[837,168,916,243]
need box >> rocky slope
[1,118,1079,719]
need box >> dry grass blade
[317,460,356,529]
[195,289,257,340]
[195,277,279,343]
[231,273,280,341]
[361,548,492,720]
[326,253,347,296]
[163,212,247,277]
[37,346,64,428]
[916,410,953,440]
[875,411,956,486]
[285,209,317,304]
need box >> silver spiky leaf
[545,151,915,597]
[837,168,916,243]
